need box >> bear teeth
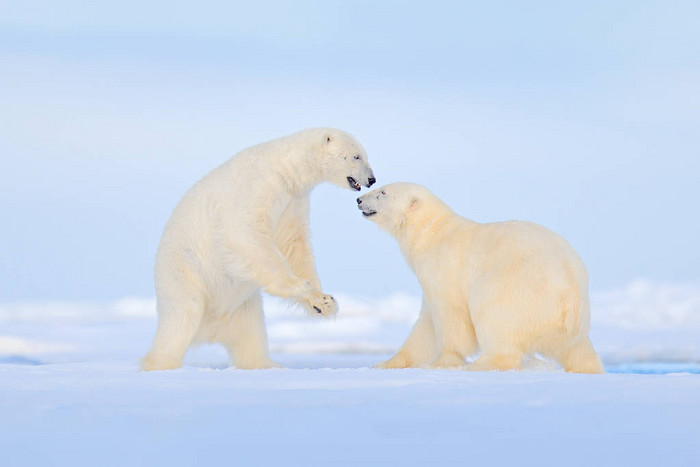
[347,177,361,191]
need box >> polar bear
[357,183,604,373]
[142,128,375,371]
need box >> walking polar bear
[142,128,375,371]
[358,183,604,373]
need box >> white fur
[358,183,604,373]
[142,128,374,371]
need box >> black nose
[368,177,376,187]
[356,198,362,205]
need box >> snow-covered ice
[1,280,699,466]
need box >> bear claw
[306,293,338,317]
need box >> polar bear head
[357,182,447,235]
[314,128,375,191]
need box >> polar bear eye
[381,191,386,195]
[353,154,360,160]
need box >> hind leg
[141,293,205,371]
[558,337,604,374]
[217,292,279,370]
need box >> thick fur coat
[142,128,375,370]
[358,183,603,373]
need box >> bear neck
[397,209,449,253]
[397,205,474,263]
[275,149,324,196]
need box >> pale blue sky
[1,1,698,300]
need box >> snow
[2,280,700,466]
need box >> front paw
[306,293,338,318]
[235,358,283,370]
[424,352,466,370]
[374,353,411,369]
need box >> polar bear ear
[408,197,422,211]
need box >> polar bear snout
[357,186,391,218]
[347,174,377,191]
[357,194,378,217]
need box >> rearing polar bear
[142,128,375,371]
[358,183,604,373]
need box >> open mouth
[347,177,362,191]
[361,210,377,217]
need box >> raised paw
[306,293,338,318]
